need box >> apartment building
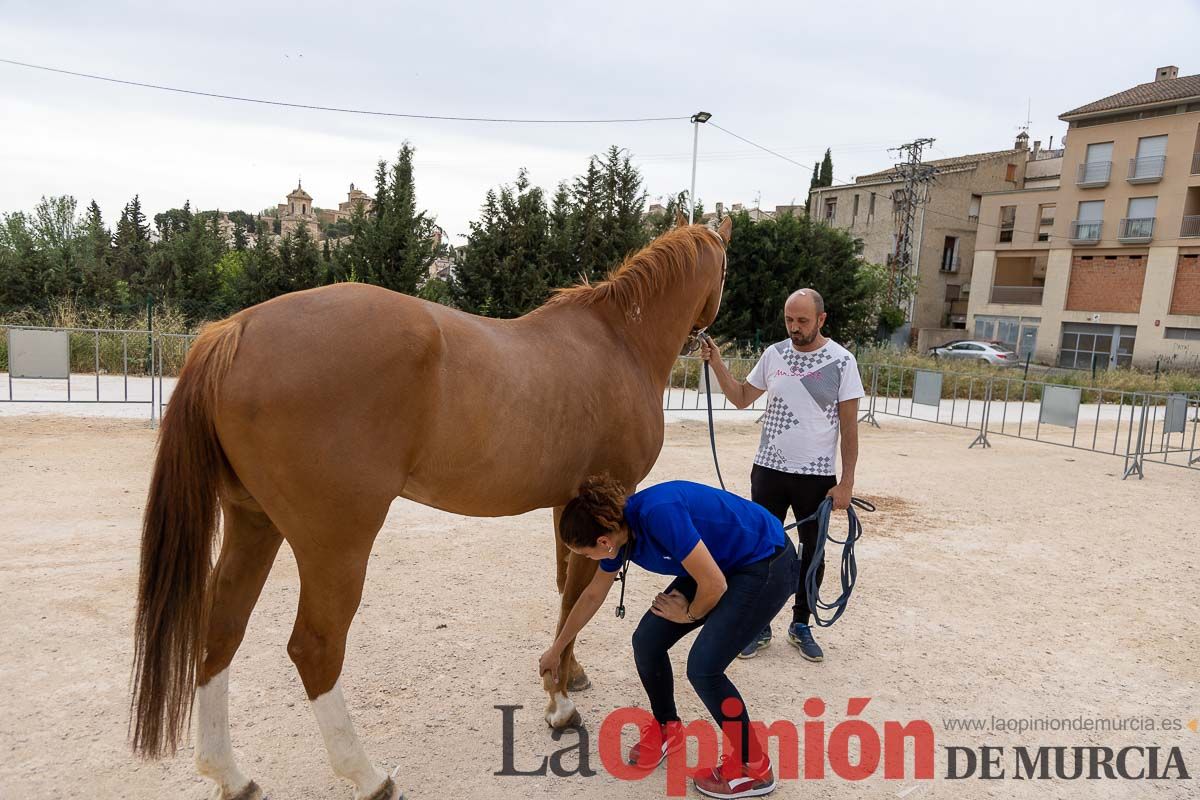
[808,135,1062,345]
[968,66,1200,369]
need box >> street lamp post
[689,111,712,224]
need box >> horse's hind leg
[195,499,283,800]
[288,539,398,800]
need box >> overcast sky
[2,1,1198,243]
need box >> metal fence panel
[8,329,70,379]
[1039,386,1082,429]
[912,369,943,407]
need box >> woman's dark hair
[559,474,628,549]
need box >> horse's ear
[675,210,688,228]
[717,215,733,244]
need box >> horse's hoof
[546,708,582,729]
[362,775,403,800]
[545,694,583,729]
[567,672,592,693]
[225,781,264,800]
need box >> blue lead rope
[785,496,874,628]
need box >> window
[968,195,981,222]
[868,193,876,219]
[1085,141,1113,164]
[974,318,995,340]
[1037,203,1056,242]
[998,205,1016,243]
[1005,163,1018,182]
[1164,327,1200,341]
[852,194,860,221]
[1136,135,1168,159]
[945,284,961,301]
[1073,200,1104,241]
[1131,135,1168,181]
[823,197,837,224]
[995,319,1020,349]
[941,236,960,271]
[1058,323,1136,369]
[1126,196,1157,218]
[1080,142,1114,184]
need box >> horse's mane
[542,226,718,314]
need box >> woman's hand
[539,646,562,682]
[650,589,692,624]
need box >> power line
[707,123,814,169]
[0,57,688,124]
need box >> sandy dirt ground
[1,415,1197,799]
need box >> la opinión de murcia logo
[494,699,1192,795]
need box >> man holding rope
[700,287,863,662]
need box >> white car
[929,340,1020,366]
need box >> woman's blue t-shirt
[599,480,785,577]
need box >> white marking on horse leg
[545,691,580,729]
[195,669,254,799]
[311,680,390,800]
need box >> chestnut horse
[130,217,731,800]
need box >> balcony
[1128,155,1166,184]
[1076,161,1111,187]
[990,285,1044,305]
[1193,152,1200,175]
[940,256,961,273]
[1069,220,1103,245]
[1117,217,1155,243]
[1183,216,1200,238]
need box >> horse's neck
[606,285,703,387]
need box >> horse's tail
[130,317,242,758]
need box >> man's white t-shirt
[746,338,865,476]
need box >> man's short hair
[790,288,825,316]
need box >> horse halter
[683,227,729,355]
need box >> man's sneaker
[693,755,777,798]
[787,622,824,662]
[627,720,684,769]
[737,626,772,659]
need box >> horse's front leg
[545,511,598,729]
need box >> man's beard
[790,328,818,346]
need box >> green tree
[710,210,886,347]
[362,143,438,293]
[151,203,225,319]
[240,221,286,307]
[213,250,247,312]
[113,195,152,291]
[29,195,83,298]
[78,200,118,305]
[451,171,555,317]
[819,148,834,187]
[283,222,324,291]
[0,211,42,308]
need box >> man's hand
[827,482,853,512]
[539,646,562,682]
[699,336,721,365]
[650,589,691,624]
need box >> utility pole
[888,138,937,313]
[689,111,712,223]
